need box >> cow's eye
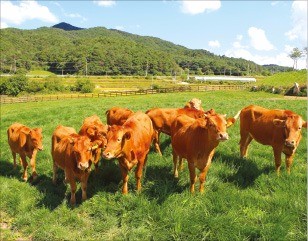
[117,138,122,142]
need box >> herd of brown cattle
[7,98,307,205]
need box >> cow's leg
[20,154,28,181]
[178,156,184,171]
[153,130,162,156]
[199,160,212,193]
[68,179,77,206]
[187,161,196,193]
[119,163,129,194]
[273,148,282,175]
[81,173,90,201]
[11,151,17,169]
[93,149,101,174]
[285,154,294,175]
[172,150,179,178]
[240,131,253,158]
[29,149,38,180]
[135,157,145,192]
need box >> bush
[74,78,94,93]
[43,76,65,92]
[0,75,28,96]
[26,80,45,93]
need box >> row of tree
[0,26,293,76]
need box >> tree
[289,47,303,70]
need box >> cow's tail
[234,110,241,120]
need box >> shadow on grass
[215,152,272,189]
[142,163,188,204]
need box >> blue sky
[1,1,307,69]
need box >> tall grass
[0,90,306,240]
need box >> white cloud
[236,35,243,41]
[225,44,306,69]
[248,27,274,51]
[0,22,8,29]
[181,0,221,15]
[285,1,307,43]
[93,1,116,7]
[208,40,220,48]
[271,1,279,6]
[115,26,124,30]
[0,1,58,25]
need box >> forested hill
[0,24,292,76]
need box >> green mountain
[0,23,292,76]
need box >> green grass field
[0,90,307,240]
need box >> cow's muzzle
[102,151,114,160]
[217,133,229,141]
[285,140,295,148]
[78,162,89,170]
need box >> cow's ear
[226,117,236,128]
[33,128,42,134]
[302,121,307,129]
[273,119,286,127]
[124,131,131,140]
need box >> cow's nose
[218,133,229,141]
[285,140,295,147]
[38,146,44,151]
[102,151,110,158]
[78,162,89,170]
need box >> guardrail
[1,85,248,104]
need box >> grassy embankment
[0,90,307,240]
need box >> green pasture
[0,90,307,240]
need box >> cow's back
[240,105,289,145]
[106,107,134,125]
[52,125,77,153]
[7,123,29,153]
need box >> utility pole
[145,60,148,77]
[13,56,16,74]
[85,58,88,76]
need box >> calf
[7,123,43,181]
[102,112,154,194]
[184,98,204,111]
[79,115,108,172]
[146,107,215,155]
[239,105,307,174]
[52,125,97,205]
[171,113,238,193]
[106,107,134,126]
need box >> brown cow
[79,115,108,172]
[106,107,134,126]
[184,98,204,111]
[52,125,97,205]
[102,112,154,194]
[7,123,43,181]
[239,105,307,174]
[171,113,238,193]
[146,107,216,155]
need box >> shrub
[0,75,28,96]
[43,76,65,92]
[74,78,94,93]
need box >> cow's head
[22,128,43,151]
[188,98,202,110]
[203,114,231,141]
[102,125,131,160]
[273,115,307,148]
[85,124,108,149]
[70,135,98,171]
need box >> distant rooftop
[193,76,256,82]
